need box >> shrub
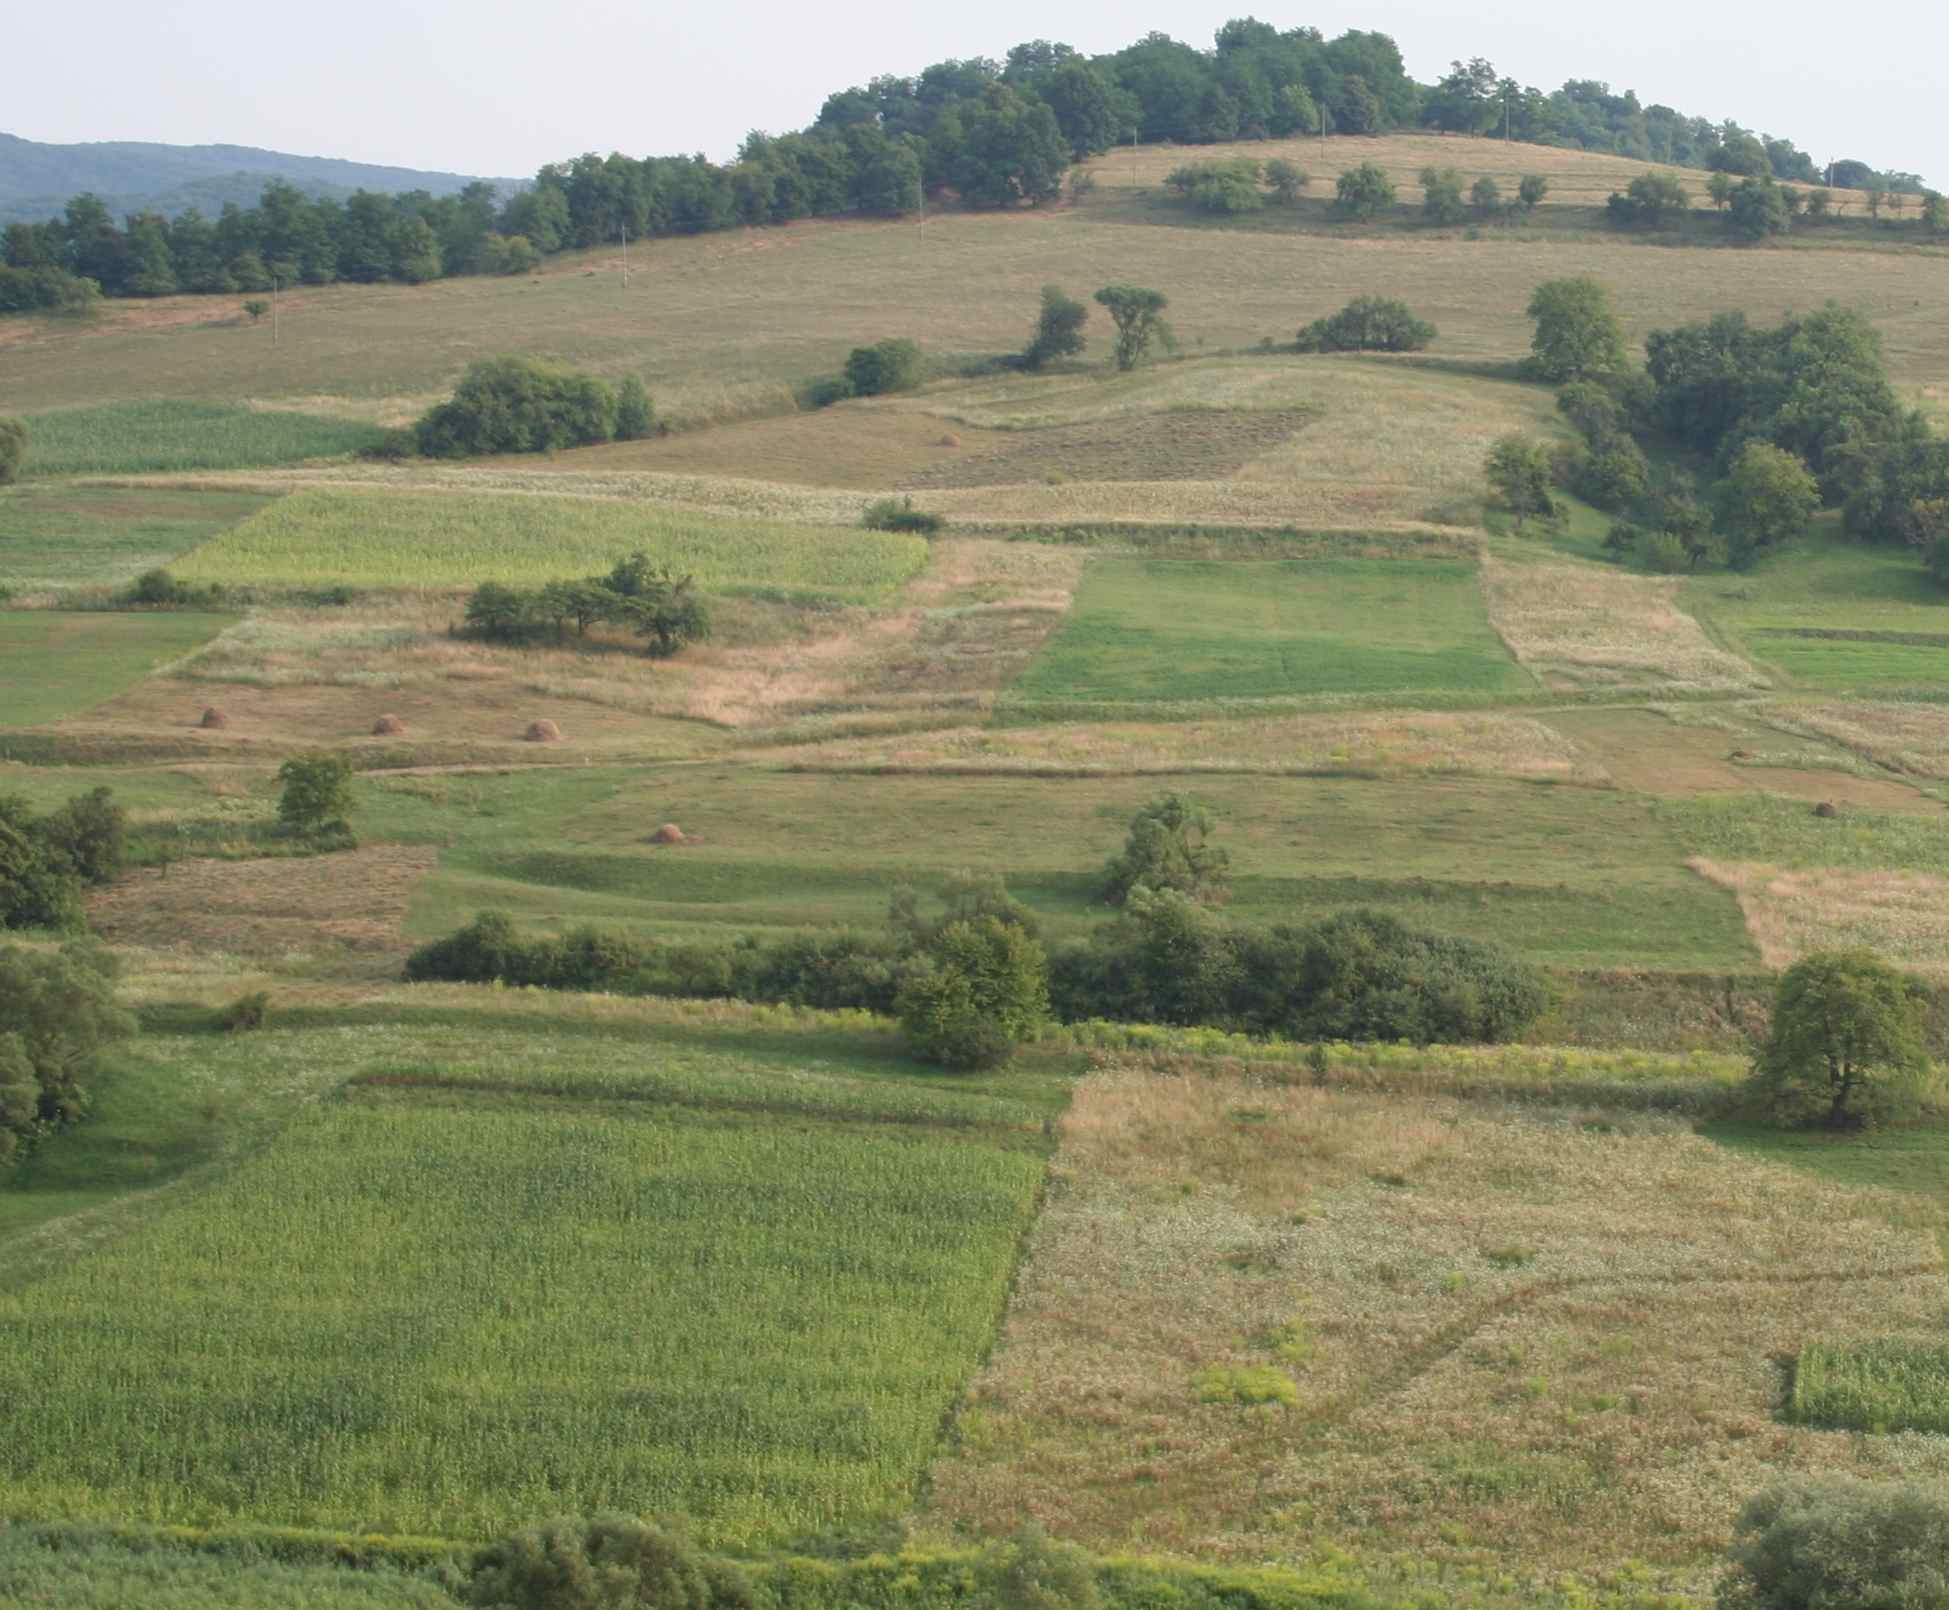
[465,557,711,658]
[1484,435,1557,526]
[861,497,944,535]
[0,417,25,485]
[35,787,126,885]
[842,339,924,397]
[358,427,417,462]
[1469,175,1502,217]
[971,1527,1101,1610]
[1718,1475,1949,1608]
[404,910,526,985]
[1728,178,1792,241]
[1295,296,1435,354]
[1021,284,1088,371]
[0,807,84,934]
[1749,949,1932,1128]
[0,941,133,1164]
[1571,437,1651,511]
[463,1513,749,1610]
[1333,162,1396,220]
[1517,174,1549,211]
[1640,530,1688,573]
[276,753,356,836]
[1526,276,1627,382]
[1418,166,1467,225]
[1164,158,1263,215]
[1262,159,1308,203]
[414,356,620,458]
[798,375,855,410]
[897,917,1049,1071]
[1606,172,1691,228]
[614,377,656,441]
[128,568,214,606]
[1103,793,1230,906]
[218,991,271,1032]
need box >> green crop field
[172,487,928,598]
[0,485,274,592]
[1791,1339,1949,1433]
[0,611,235,725]
[1012,557,1529,704]
[18,402,385,477]
[0,1040,1046,1540]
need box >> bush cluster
[1719,1475,1949,1608]
[0,417,24,485]
[1550,375,1652,513]
[0,941,134,1165]
[861,498,943,535]
[462,552,710,658]
[842,339,925,398]
[128,568,228,607]
[1165,158,1265,215]
[0,788,126,935]
[1294,296,1435,354]
[414,357,655,459]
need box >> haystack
[650,823,686,845]
[1812,800,1839,819]
[525,719,562,743]
[199,707,229,730]
[938,432,961,448]
[372,715,407,736]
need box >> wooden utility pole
[620,222,629,291]
[271,274,279,346]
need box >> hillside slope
[0,131,518,224]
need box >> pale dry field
[1481,558,1767,691]
[1766,700,1949,782]
[783,709,1602,782]
[926,1066,1949,1585]
[1687,858,1949,974]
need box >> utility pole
[1320,101,1327,147]
[1505,94,1512,141]
[620,222,628,291]
[271,273,279,347]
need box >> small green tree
[1718,1475,1949,1608]
[844,338,925,396]
[1716,441,1819,567]
[1750,950,1931,1128]
[1022,284,1088,370]
[242,298,269,322]
[276,753,356,836]
[1728,179,1791,242]
[1804,187,1832,220]
[1516,174,1549,212]
[1525,276,1627,382]
[1417,166,1467,225]
[0,417,25,487]
[1295,296,1435,353]
[1707,172,1735,212]
[1164,158,1262,214]
[1093,285,1172,372]
[1263,158,1308,203]
[1606,172,1690,228]
[1469,175,1502,218]
[1103,793,1230,905]
[0,941,134,1164]
[1484,435,1557,527]
[1333,162,1396,221]
[897,917,1049,1071]
[614,377,655,441]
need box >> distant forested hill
[0,133,518,225]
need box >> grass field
[0,1015,1050,1542]
[1791,1338,1949,1433]
[1013,558,1527,703]
[170,488,928,598]
[19,401,384,476]
[0,612,236,726]
[924,1065,1949,1586]
[0,484,274,593]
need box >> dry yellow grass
[925,1066,1948,1586]
[782,709,1604,782]
[1080,132,1880,215]
[1687,857,1949,973]
[1765,700,1949,782]
[1482,558,1766,690]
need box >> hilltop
[0,130,518,225]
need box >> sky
[9,0,1942,186]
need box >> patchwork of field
[926,1066,1949,1577]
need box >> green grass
[0,1058,1046,1541]
[0,612,235,725]
[0,485,275,592]
[356,766,1752,970]
[1661,791,1949,871]
[1685,525,1949,690]
[172,488,928,599]
[1011,558,1527,705]
[1790,1338,1949,1433]
[20,402,383,477]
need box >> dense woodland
[2,19,1934,310]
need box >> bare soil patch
[900,409,1314,490]
[86,844,438,966]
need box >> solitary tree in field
[1750,950,1930,1128]
[1021,284,1089,370]
[1093,285,1172,372]
[1484,435,1556,528]
[1103,793,1230,905]
[1716,441,1819,567]
[0,417,24,486]
[1516,174,1549,212]
[1525,276,1626,382]
[1263,158,1308,204]
[1469,175,1502,218]
[242,298,269,322]
[1333,162,1396,221]
[276,753,356,836]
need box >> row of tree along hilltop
[4,20,1932,310]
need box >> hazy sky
[11,0,1942,185]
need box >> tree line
[5,19,1923,311]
